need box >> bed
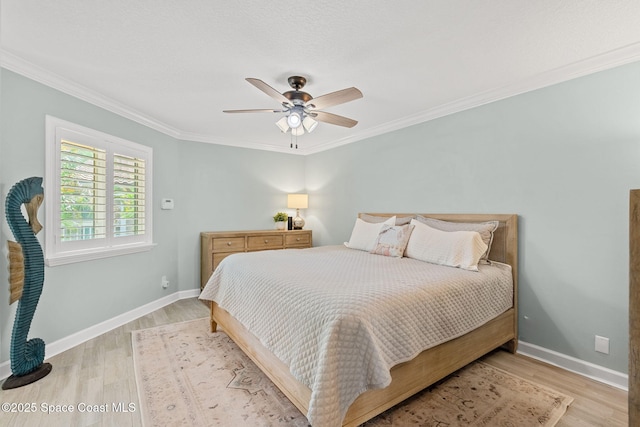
[199,213,518,427]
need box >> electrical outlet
[595,335,609,354]
[161,275,169,289]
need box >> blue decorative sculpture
[2,177,51,389]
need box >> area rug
[132,318,573,426]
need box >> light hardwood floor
[0,298,628,426]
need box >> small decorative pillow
[414,216,498,262]
[370,224,415,257]
[405,220,488,271]
[345,216,396,252]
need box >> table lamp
[287,194,308,229]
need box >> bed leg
[504,338,518,354]
[210,303,218,332]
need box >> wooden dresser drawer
[285,233,311,247]
[201,229,311,290]
[247,234,283,250]
[212,237,245,252]
[213,252,235,270]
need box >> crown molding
[0,49,304,155]
[3,43,640,156]
[304,42,640,155]
[0,49,184,138]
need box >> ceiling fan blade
[305,87,363,110]
[311,111,358,128]
[246,78,292,106]
[223,108,284,113]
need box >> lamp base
[293,215,305,230]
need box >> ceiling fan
[223,76,363,138]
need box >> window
[45,116,153,266]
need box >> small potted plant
[273,212,288,230]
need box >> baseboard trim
[0,289,201,380]
[517,340,628,391]
[1,300,628,392]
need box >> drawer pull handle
[227,242,232,246]
[296,238,301,241]
[264,239,269,244]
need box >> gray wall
[2,59,637,374]
[174,140,305,293]
[305,61,640,373]
[0,60,3,357]
[0,69,305,364]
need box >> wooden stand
[200,229,312,289]
[630,190,640,425]
[2,362,52,390]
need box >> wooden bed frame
[206,213,518,426]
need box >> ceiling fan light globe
[287,112,302,128]
[276,116,289,133]
[303,116,318,133]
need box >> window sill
[45,242,157,267]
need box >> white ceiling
[2,1,640,155]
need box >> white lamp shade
[287,194,308,209]
[275,116,289,133]
[303,116,318,133]
[291,126,304,136]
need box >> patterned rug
[132,318,573,426]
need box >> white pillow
[345,216,396,252]
[405,219,488,271]
[414,216,498,261]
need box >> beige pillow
[359,213,415,226]
[370,224,415,258]
[405,220,488,271]
[414,216,498,261]
[345,216,396,252]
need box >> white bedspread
[199,245,513,427]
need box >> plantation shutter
[113,153,146,238]
[59,140,107,242]
[45,116,153,266]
